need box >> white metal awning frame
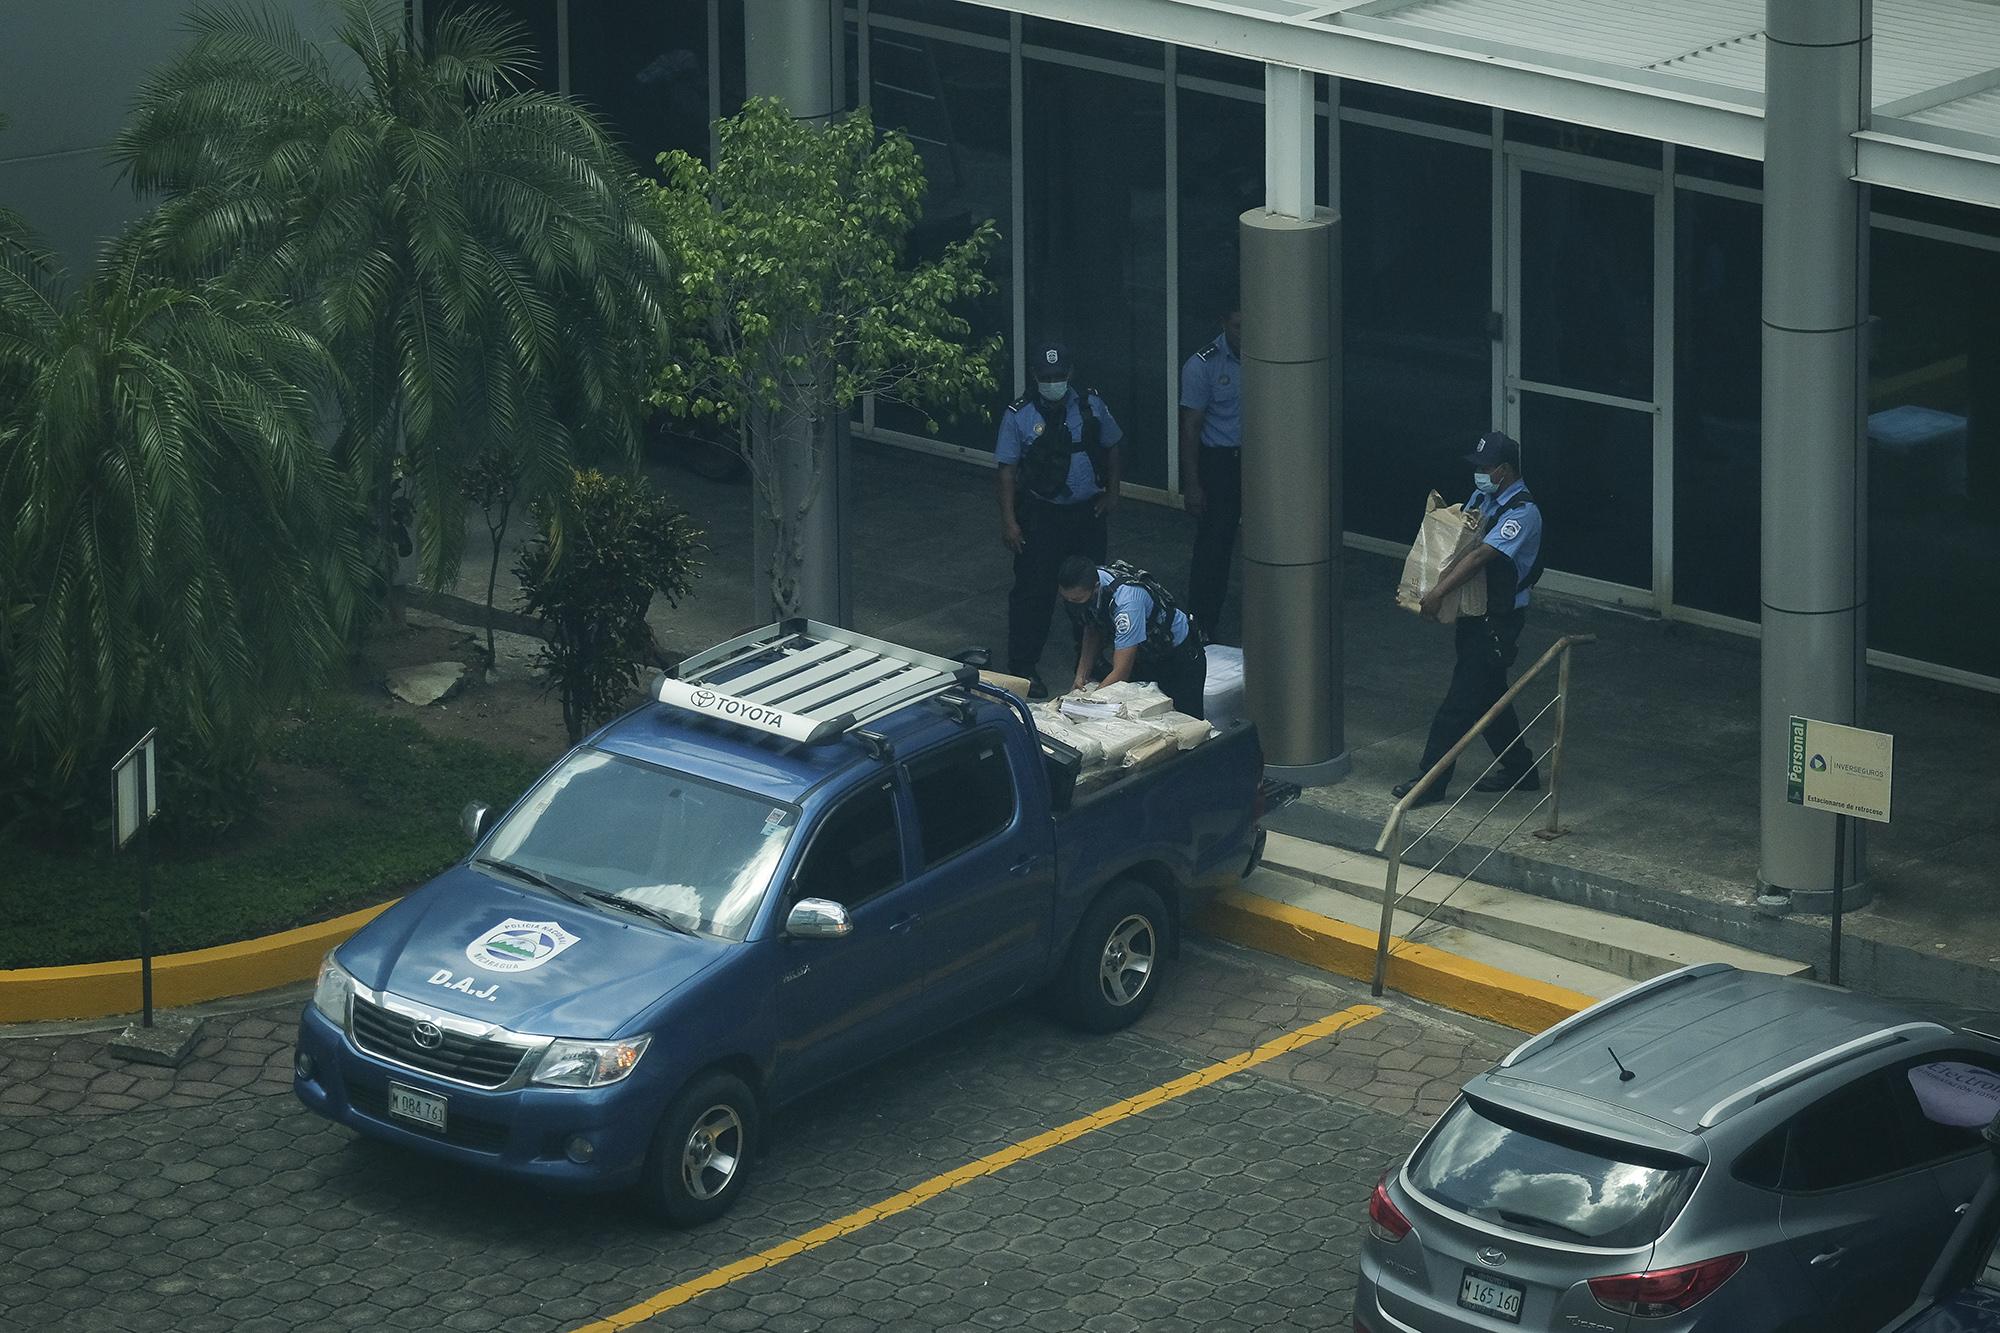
[961,0,2000,209]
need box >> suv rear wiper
[1491,1208,1593,1243]
[580,889,697,937]
[475,856,590,908]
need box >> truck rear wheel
[638,1069,758,1226]
[1061,880,1171,1033]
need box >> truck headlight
[311,952,355,1026]
[531,1035,652,1088]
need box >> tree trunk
[748,380,846,625]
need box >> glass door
[1504,161,1664,602]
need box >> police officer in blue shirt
[1179,306,1243,638]
[997,341,1123,697]
[1393,430,1545,806]
[1057,556,1206,719]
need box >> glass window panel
[1675,148,1762,191]
[1517,393,1653,589]
[426,0,558,90]
[868,34,1012,452]
[1024,18,1163,69]
[568,0,711,169]
[1867,223,2000,677]
[795,781,903,908]
[1519,172,1654,403]
[1673,188,1761,620]
[870,0,1009,38]
[1177,89,1261,375]
[907,735,1016,866]
[1339,82,1490,134]
[1505,111,1660,168]
[1873,188,2000,241]
[1179,49,1261,89]
[1023,60,1169,487]
[719,0,745,119]
[1340,122,1491,542]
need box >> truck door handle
[1009,857,1040,876]
[1958,1202,1972,1216]
[1810,1247,1846,1269]
[889,913,920,935]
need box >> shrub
[516,470,702,742]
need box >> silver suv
[1357,963,2000,1332]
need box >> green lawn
[0,705,547,970]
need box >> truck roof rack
[656,619,978,745]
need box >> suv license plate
[387,1081,448,1132]
[1458,1269,1524,1322]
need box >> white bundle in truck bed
[1084,681,1176,718]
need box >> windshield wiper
[1490,1208,1593,1243]
[579,889,697,936]
[475,856,590,907]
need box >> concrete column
[1240,205,1347,783]
[1759,0,1870,910]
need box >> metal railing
[1368,634,1596,998]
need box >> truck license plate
[1458,1269,1523,1322]
[387,1081,448,1132]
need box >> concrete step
[1257,831,1812,986]
[1239,865,1635,1002]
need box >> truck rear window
[1409,1098,1699,1248]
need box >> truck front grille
[351,995,531,1088]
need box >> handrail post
[1371,818,1403,997]
[1542,643,1574,839]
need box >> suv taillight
[1587,1252,1745,1317]
[1367,1175,1411,1243]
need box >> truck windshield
[482,750,797,941]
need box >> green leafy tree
[114,0,672,605]
[516,469,702,743]
[0,206,363,840]
[650,97,1000,619]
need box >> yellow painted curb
[1198,887,1595,1033]
[0,900,399,1024]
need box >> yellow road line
[571,1002,1384,1332]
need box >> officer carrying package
[1022,390,1107,501]
[1095,560,1192,655]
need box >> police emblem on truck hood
[466,918,579,973]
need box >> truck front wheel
[1062,880,1171,1033]
[638,1069,759,1226]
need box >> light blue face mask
[1037,379,1069,402]
[1473,471,1500,495]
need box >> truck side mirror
[460,801,493,846]
[786,898,853,940]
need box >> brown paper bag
[1395,491,1488,622]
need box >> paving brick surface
[0,939,1509,1331]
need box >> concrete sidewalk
[442,437,2000,1022]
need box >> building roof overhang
[961,0,2000,207]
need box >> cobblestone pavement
[0,938,1511,1332]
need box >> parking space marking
[571,1001,1385,1331]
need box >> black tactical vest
[1021,390,1106,502]
[1094,560,1190,655]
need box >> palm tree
[114,0,672,599]
[0,209,362,813]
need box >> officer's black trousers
[1008,496,1106,678]
[1418,611,1537,789]
[1187,446,1242,638]
[1144,643,1209,721]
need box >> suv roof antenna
[1608,1046,1637,1083]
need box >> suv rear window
[1410,1097,1700,1248]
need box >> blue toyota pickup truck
[295,621,1270,1223]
